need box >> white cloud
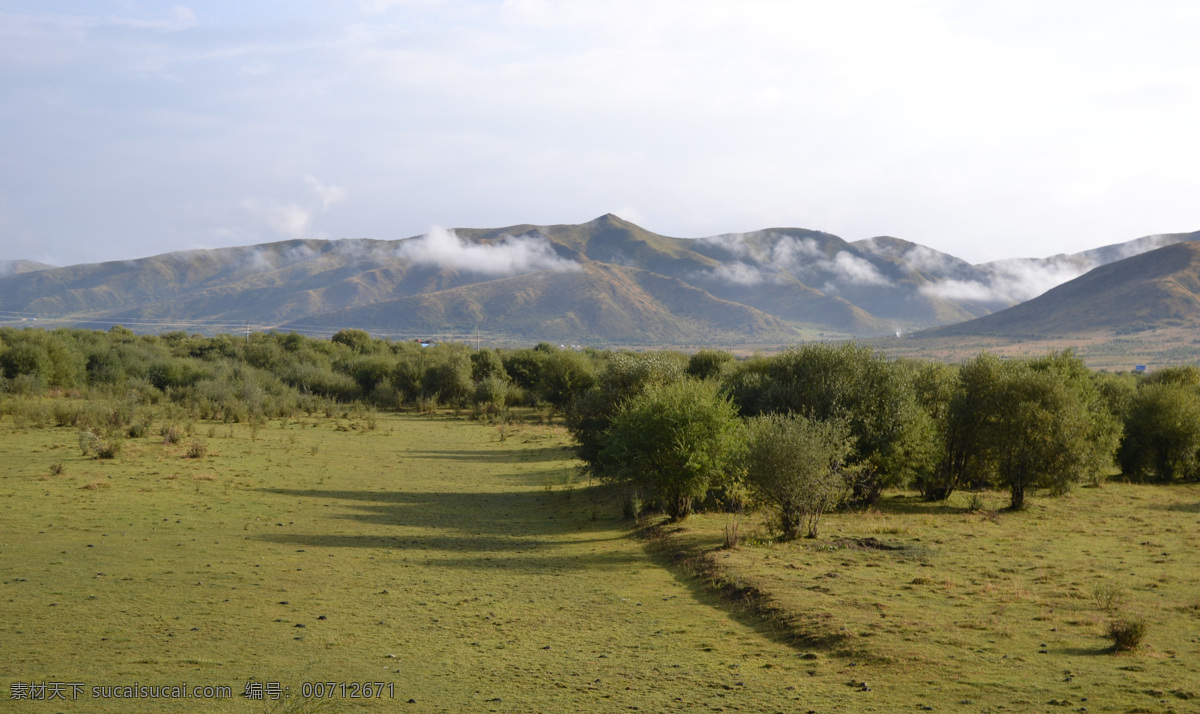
[694,233,754,260]
[173,6,197,25]
[237,175,347,241]
[305,175,348,211]
[827,251,890,286]
[241,200,311,239]
[694,261,769,286]
[770,237,891,287]
[920,257,1091,304]
[770,237,823,269]
[396,227,580,275]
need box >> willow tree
[744,413,855,539]
[600,379,745,519]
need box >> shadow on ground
[254,485,632,573]
[402,446,577,464]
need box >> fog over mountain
[1,216,1197,345]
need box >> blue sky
[2,0,1199,265]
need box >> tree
[687,350,734,381]
[330,329,373,353]
[502,349,545,392]
[600,380,745,519]
[911,361,963,500]
[739,343,936,504]
[744,413,855,539]
[0,341,52,383]
[422,352,473,406]
[978,352,1120,509]
[566,353,686,475]
[1118,382,1200,481]
[923,354,1006,499]
[538,350,596,410]
[469,348,508,383]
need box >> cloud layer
[396,228,580,275]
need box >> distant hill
[1,215,1197,345]
[918,242,1200,338]
[0,260,54,277]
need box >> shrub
[472,376,508,415]
[737,343,937,505]
[1119,382,1200,481]
[538,350,596,410]
[1105,617,1146,652]
[185,438,208,459]
[161,425,182,444]
[470,348,508,383]
[600,380,745,519]
[567,353,686,475]
[1093,582,1127,611]
[331,328,373,353]
[687,350,734,381]
[95,437,122,459]
[954,351,1121,509]
[743,413,856,540]
[423,353,474,407]
[723,515,741,549]
[78,430,99,456]
[49,462,65,476]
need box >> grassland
[868,328,1200,371]
[2,402,1199,712]
[660,486,1200,711]
[1,405,808,712]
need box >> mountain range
[1,215,1197,346]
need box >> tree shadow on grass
[638,521,864,658]
[253,486,631,573]
[1157,501,1200,513]
[403,446,577,464]
[1053,645,1111,656]
[868,495,971,516]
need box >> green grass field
[2,403,1198,712]
[661,486,1200,711]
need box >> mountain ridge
[2,217,1198,345]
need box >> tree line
[2,327,1198,537]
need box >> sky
[2,0,1199,267]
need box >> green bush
[744,413,856,539]
[686,350,734,381]
[472,376,508,415]
[1105,617,1146,652]
[1119,382,1200,481]
[732,343,936,505]
[186,438,208,459]
[600,380,745,519]
[567,353,686,474]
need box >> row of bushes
[5,327,1200,529]
[568,345,1200,533]
[0,327,605,417]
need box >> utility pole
[244,320,251,344]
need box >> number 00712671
[300,682,395,698]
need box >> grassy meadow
[2,400,1199,712]
[2,404,810,712]
[663,485,1200,711]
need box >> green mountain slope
[2,216,1198,344]
[919,242,1200,337]
[279,262,799,344]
